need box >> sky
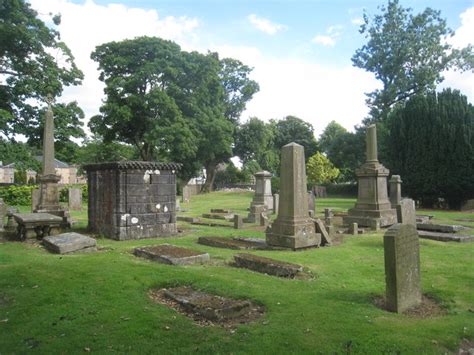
[29,0,474,138]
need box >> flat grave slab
[13,213,63,240]
[416,223,468,233]
[198,236,268,250]
[234,253,303,278]
[43,232,97,254]
[202,213,234,221]
[177,216,200,223]
[418,230,474,243]
[152,286,264,324]
[191,221,233,228]
[210,209,232,214]
[134,244,209,265]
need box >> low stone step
[234,253,303,278]
[417,223,468,233]
[134,244,209,265]
[418,230,474,243]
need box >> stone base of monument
[343,208,397,229]
[233,253,303,278]
[149,286,264,324]
[134,244,210,265]
[43,232,97,254]
[418,230,474,243]
[266,219,321,250]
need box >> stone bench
[13,213,63,240]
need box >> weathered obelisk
[266,143,321,249]
[35,98,70,226]
[343,124,397,229]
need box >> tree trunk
[202,161,217,192]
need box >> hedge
[0,184,88,206]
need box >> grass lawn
[0,192,473,353]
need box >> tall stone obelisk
[35,98,70,226]
[266,143,321,249]
[343,124,397,229]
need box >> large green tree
[0,0,83,139]
[388,89,474,209]
[352,0,473,123]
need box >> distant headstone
[349,222,358,235]
[396,198,416,226]
[273,193,279,214]
[384,223,422,313]
[43,232,97,254]
[324,208,332,219]
[68,188,82,211]
[308,191,315,214]
[175,198,181,212]
[182,186,191,203]
[389,175,402,209]
[31,188,40,212]
[234,214,243,229]
[266,143,321,249]
[250,171,273,211]
[245,204,265,224]
[0,198,6,230]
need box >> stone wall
[85,161,181,240]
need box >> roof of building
[1,157,70,169]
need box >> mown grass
[0,192,473,354]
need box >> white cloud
[312,24,343,47]
[351,17,364,26]
[247,14,287,35]
[312,35,336,47]
[29,0,200,130]
[440,6,474,102]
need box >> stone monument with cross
[343,124,397,229]
[34,97,71,227]
[266,142,321,249]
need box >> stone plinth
[250,171,273,211]
[85,161,181,240]
[343,125,397,228]
[43,232,96,254]
[384,224,422,313]
[266,143,321,249]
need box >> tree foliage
[272,116,319,159]
[306,152,340,185]
[388,89,474,209]
[0,0,83,139]
[352,0,473,122]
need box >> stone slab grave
[43,232,97,254]
[68,188,82,211]
[210,209,232,214]
[384,223,422,313]
[13,212,63,240]
[417,230,474,243]
[233,253,303,278]
[191,221,233,228]
[198,236,269,250]
[202,213,234,221]
[177,216,200,223]
[416,215,433,223]
[152,286,264,324]
[416,223,468,233]
[134,244,209,265]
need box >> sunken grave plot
[149,286,264,326]
[233,253,305,278]
[134,244,210,265]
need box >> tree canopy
[388,89,474,209]
[306,152,340,185]
[0,0,83,139]
[352,0,473,122]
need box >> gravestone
[31,189,40,212]
[314,218,332,246]
[245,204,265,224]
[324,208,333,226]
[68,188,82,211]
[396,198,416,226]
[389,175,402,209]
[182,186,191,203]
[343,125,397,229]
[0,198,5,231]
[35,99,70,228]
[43,232,96,254]
[308,191,315,214]
[273,193,279,214]
[85,161,181,240]
[266,143,321,249]
[384,223,422,313]
[234,214,243,229]
[249,171,273,211]
[349,222,358,235]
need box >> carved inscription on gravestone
[384,224,421,313]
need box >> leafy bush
[59,184,88,202]
[0,185,37,205]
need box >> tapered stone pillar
[266,143,321,249]
[343,125,397,229]
[35,99,70,227]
